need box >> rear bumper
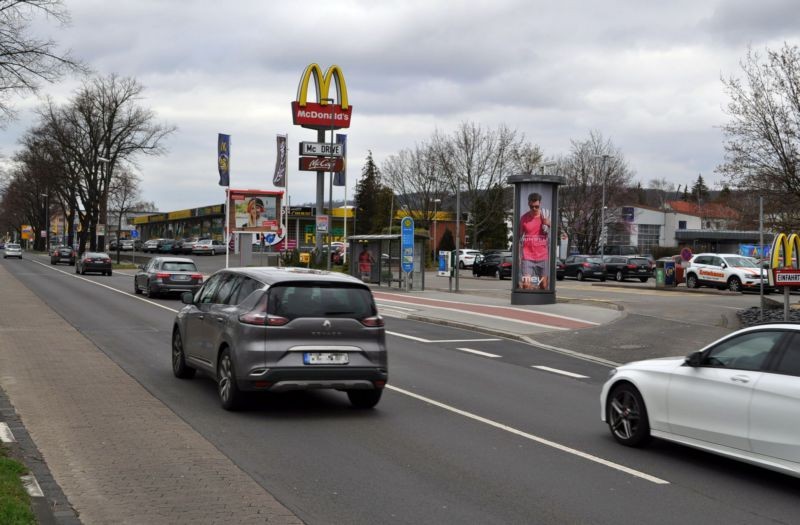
[239,366,388,392]
[153,283,202,294]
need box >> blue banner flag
[333,133,347,186]
[217,134,230,186]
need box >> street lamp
[594,154,614,256]
[433,198,441,262]
[40,192,49,253]
[97,156,111,252]
[322,97,335,270]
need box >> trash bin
[655,267,665,288]
[664,261,676,286]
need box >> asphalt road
[3,255,799,524]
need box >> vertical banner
[273,134,287,187]
[217,134,230,187]
[333,133,347,186]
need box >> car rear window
[162,261,197,271]
[7,244,20,249]
[628,258,648,265]
[268,283,376,320]
[587,257,603,263]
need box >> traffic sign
[130,229,139,239]
[299,142,344,157]
[316,215,329,233]
[680,247,693,261]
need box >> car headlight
[607,368,618,379]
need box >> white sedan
[601,323,800,478]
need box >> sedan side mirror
[684,351,703,367]
[181,291,194,305]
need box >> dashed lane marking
[21,474,44,497]
[532,365,590,379]
[456,347,502,358]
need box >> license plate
[173,274,189,280]
[303,352,349,365]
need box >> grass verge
[0,445,35,525]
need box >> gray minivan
[172,267,388,410]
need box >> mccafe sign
[291,63,352,130]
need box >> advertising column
[507,173,564,305]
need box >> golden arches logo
[296,63,349,109]
[770,233,800,268]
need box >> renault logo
[322,320,331,329]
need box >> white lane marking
[21,474,44,497]
[376,303,416,311]
[30,260,179,313]
[431,338,502,343]
[377,294,599,325]
[456,347,501,358]
[386,385,669,485]
[0,422,16,442]
[377,297,573,330]
[386,331,430,342]
[532,365,590,379]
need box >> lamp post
[40,192,49,253]
[97,156,111,252]
[594,154,613,256]
[455,175,461,292]
[321,97,336,271]
[433,198,441,262]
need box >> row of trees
[354,41,800,252]
[0,74,173,251]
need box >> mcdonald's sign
[291,63,352,130]
[768,232,800,287]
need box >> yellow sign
[21,225,32,240]
[299,252,310,264]
[296,63,349,109]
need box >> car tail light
[191,273,203,281]
[361,315,384,327]
[155,272,170,279]
[582,262,591,268]
[627,264,637,269]
[103,258,111,263]
[500,262,512,268]
[265,314,289,326]
[238,295,279,326]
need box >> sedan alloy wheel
[607,383,650,447]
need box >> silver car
[3,243,22,259]
[171,267,388,410]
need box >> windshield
[725,256,757,268]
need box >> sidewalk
[0,262,625,524]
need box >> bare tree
[717,42,800,231]
[0,0,84,122]
[36,74,175,251]
[648,177,675,210]
[381,141,449,230]
[108,168,141,262]
[431,121,526,248]
[559,131,634,254]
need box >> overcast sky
[3,0,799,212]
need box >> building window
[637,224,660,253]
[678,221,687,230]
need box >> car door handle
[730,375,750,383]
[196,315,205,320]
[214,316,225,323]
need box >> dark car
[134,257,203,298]
[172,267,388,411]
[75,252,113,276]
[603,256,652,282]
[157,240,177,254]
[473,252,513,279]
[563,255,606,281]
[50,245,76,265]
[556,258,565,281]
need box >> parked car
[50,245,76,265]
[601,323,800,479]
[134,257,203,298]
[119,239,136,251]
[171,267,388,411]
[142,238,167,253]
[563,255,606,281]
[192,238,225,255]
[603,256,652,282]
[685,253,770,293]
[473,252,513,279]
[453,249,482,269]
[75,252,113,276]
[157,239,177,254]
[3,243,22,259]
[556,258,565,281]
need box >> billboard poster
[231,193,279,232]
[516,183,554,292]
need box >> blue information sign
[401,216,414,273]
[130,229,139,239]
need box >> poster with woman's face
[516,183,554,292]
[234,195,278,230]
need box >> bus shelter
[347,234,428,290]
